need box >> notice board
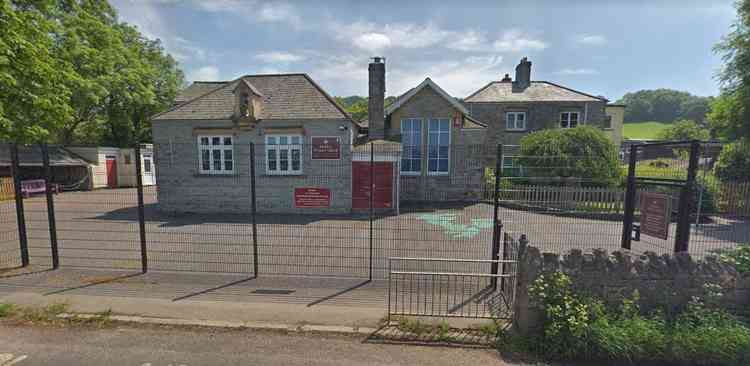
[639,192,671,240]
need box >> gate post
[10,144,29,267]
[368,142,374,281]
[41,144,59,269]
[134,143,148,273]
[674,140,700,253]
[249,143,259,277]
[621,144,638,250]
[491,144,503,290]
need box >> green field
[623,121,671,140]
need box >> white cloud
[447,30,486,51]
[492,30,548,52]
[333,21,484,52]
[195,1,301,27]
[555,68,599,75]
[255,51,305,63]
[576,34,607,46]
[188,65,220,81]
[353,33,392,52]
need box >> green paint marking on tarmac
[415,214,493,239]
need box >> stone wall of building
[151,118,354,214]
[512,238,750,335]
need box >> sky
[111,0,738,101]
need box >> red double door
[352,162,393,209]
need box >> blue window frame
[428,118,450,174]
[400,118,422,174]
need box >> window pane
[291,136,301,145]
[412,159,421,171]
[212,149,221,170]
[517,113,525,121]
[428,133,438,146]
[279,136,288,145]
[200,137,209,145]
[442,119,450,131]
[291,149,300,171]
[438,159,448,172]
[268,149,277,171]
[439,146,449,158]
[280,149,289,171]
[201,150,210,171]
[429,146,438,159]
[428,159,437,172]
[412,120,421,132]
[144,159,152,173]
[507,114,515,129]
[224,149,233,171]
[430,119,439,130]
[267,136,276,145]
[223,137,232,145]
[212,137,220,146]
[439,133,449,145]
[401,159,410,172]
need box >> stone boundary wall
[512,236,750,335]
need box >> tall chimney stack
[368,57,385,140]
[514,57,531,89]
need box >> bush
[519,126,621,187]
[515,271,750,364]
[657,119,710,141]
[714,139,750,182]
[717,245,750,274]
[671,298,750,365]
[528,272,595,359]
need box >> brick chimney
[514,57,531,89]
[368,57,385,140]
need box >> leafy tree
[0,0,74,143]
[714,139,750,182]
[334,95,397,123]
[616,89,712,124]
[712,0,750,141]
[657,120,710,141]
[707,93,745,140]
[519,126,621,187]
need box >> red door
[105,157,117,188]
[352,162,393,209]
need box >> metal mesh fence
[1,140,745,279]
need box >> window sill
[264,173,305,177]
[194,173,238,177]
[427,172,450,177]
[400,172,422,177]
[505,129,527,133]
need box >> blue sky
[112,0,737,101]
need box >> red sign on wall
[311,137,341,160]
[294,188,331,208]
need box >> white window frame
[198,135,234,175]
[265,134,303,175]
[427,118,450,176]
[560,111,581,129]
[142,153,153,174]
[505,111,526,131]
[400,118,423,176]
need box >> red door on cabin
[105,157,117,188]
[352,162,393,209]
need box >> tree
[657,120,710,141]
[519,126,621,187]
[714,139,750,182]
[0,0,73,143]
[334,95,397,123]
[712,0,750,140]
[616,89,712,124]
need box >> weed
[0,303,15,318]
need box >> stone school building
[150,58,487,214]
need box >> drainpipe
[584,102,589,125]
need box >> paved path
[0,324,515,366]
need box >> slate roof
[154,74,350,121]
[464,81,607,103]
[173,81,226,105]
[0,145,92,167]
